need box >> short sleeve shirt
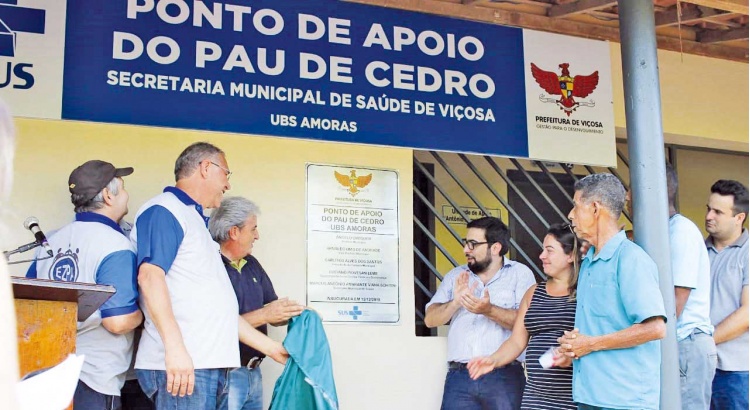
[426,259,536,363]
[222,254,278,363]
[707,229,749,371]
[573,231,666,410]
[28,212,138,395]
[131,187,239,370]
[669,214,713,340]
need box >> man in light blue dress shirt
[425,216,536,410]
[559,173,667,410]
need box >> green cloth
[269,310,339,410]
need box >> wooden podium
[12,277,115,409]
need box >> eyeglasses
[461,239,489,250]
[562,224,577,247]
[562,223,580,271]
[209,161,232,180]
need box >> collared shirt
[426,258,536,363]
[131,187,239,370]
[707,229,749,371]
[164,186,210,226]
[229,258,248,272]
[27,211,138,395]
[573,230,666,410]
[221,254,278,363]
[669,214,713,340]
[27,212,137,316]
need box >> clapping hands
[454,271,491,315]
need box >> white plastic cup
[539,347,556,369]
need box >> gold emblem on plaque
[334,170,372,197]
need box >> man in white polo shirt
[28,160,143,409]
[131,142,287,409]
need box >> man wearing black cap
[27,159,143,410]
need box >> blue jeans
[227,367,263,410]
[441,363,525,410]
[711,369,749,410]
[136,369,229,410]
[74,380,121,410]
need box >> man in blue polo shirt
[131,142,287,410]
[28,159,143,409]
[559,173,666,410]
[209,196,304,410]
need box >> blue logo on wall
[49,249,79,282]
[0,1,46,57]
[343,306,362,320]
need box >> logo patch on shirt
[49,248,79,282]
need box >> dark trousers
[121,379,154,410]
[441,363,525,410]
[74,380,121,410]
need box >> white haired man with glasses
[425,216,536,410]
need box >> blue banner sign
[62,0,529,157]
[1,0,615,164]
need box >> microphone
[23,217,53,257]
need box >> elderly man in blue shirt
[425,216,536,410]
[558,173,667,410]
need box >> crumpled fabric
[269,310,339,410]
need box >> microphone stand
[3,241,54,265]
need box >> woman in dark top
[467,223,579,410]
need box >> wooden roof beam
[463,0,552,7]
[655,4,729,27]
[343,0,749,62]
[703,14,745,28]
[697,25,749,42]
[548,0,618,18]
[680,0,749,15]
